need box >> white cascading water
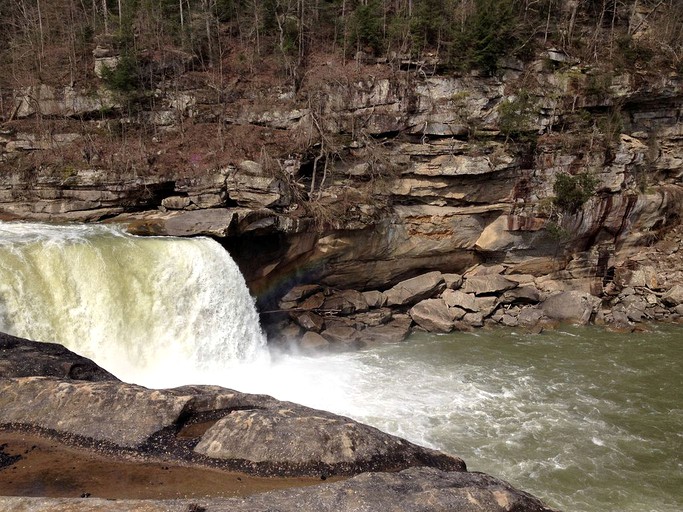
[0,222,268,386]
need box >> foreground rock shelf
[0,332,557,511]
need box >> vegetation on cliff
[1,1,681,92]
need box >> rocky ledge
[0,332,556,511]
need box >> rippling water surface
[222,325,683,512]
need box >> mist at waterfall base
[1,224,681,512]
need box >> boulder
[614,266,659,290]
[299,292,326,311]
[350,308,393,328]
[299,332,330,352]
[321,326,363,346]
[662,285,683,306]
[362,290,387,308]
[0,378,195,448]
[517,308,544,327]
[500,314,518,327]
[385,272,444,306]
[293,311,325,332]
[322,290,369,315]
[474,296,499,317]
[621,295,648,323]
[541,291,600,324]
[194,409,464,473]
[441,290,478,311]
[462,312,484,327]
[281,284,323,303]
[462,275,518,296]
[362,315,413,344]
[442,273,463,289]
[409,299,456,333]
[449,307,467,320]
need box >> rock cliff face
[1,54,681,332]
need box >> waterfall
[0,222,268,386]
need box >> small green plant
[100,52,140,96]
[498,91,536,141]
[553,172,598,213]
[545,221,571,242]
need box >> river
[222,326,683,512]
[1,222,681,511]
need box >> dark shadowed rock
[409,299,456,333]
[0,332,117,382]
[385,271,445,306]
[293,311,325,332]
[499,285,541,304]
[0,466,558,511]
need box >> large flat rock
[385,271,445,306]
[195,407,462,473]
[0,378,193,448]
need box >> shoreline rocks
[274,261,683,352]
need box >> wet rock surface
[0,467,557,511]
[0,333,117,382]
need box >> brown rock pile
[276,261,683,351]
